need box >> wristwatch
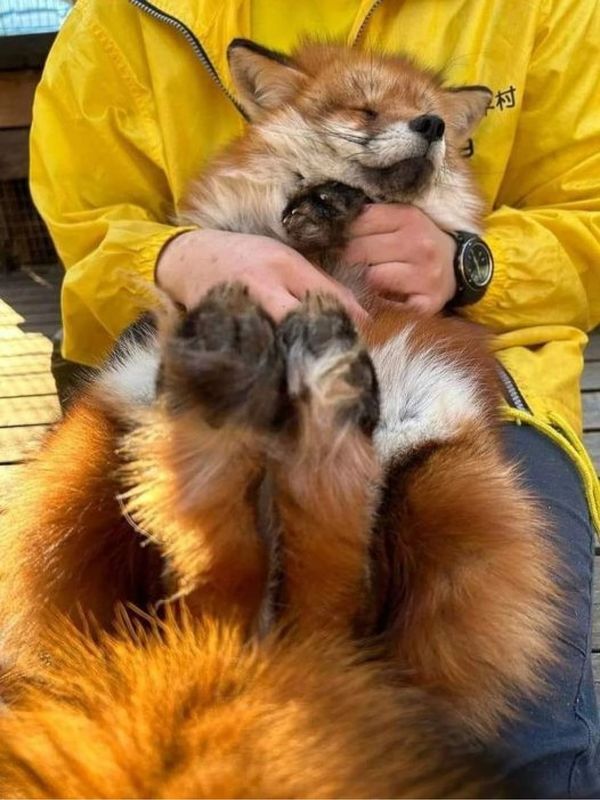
[449,231,494,307]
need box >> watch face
[464,241,493,288]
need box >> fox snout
[409,114,446,143]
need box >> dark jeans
[500,422,600,798]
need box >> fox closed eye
[351,107,379,120]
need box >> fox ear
[445,85,492,141]
[227,39,307,120]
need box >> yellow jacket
[30,0,600,524]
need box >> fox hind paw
[160,283,286,429]
[279,294,379,438]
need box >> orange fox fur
[0,41,559,798]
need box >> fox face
[230,40,490,201]
[185,40,491,237]
[186,39,491,236]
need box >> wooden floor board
[585,433,600,472]
[592,566,600,652]
[0,424,49,463]
[0,267,59,465]
[0,334,53,355]
[583,392,600,430]
[0,395,61,427]
[586,336,600,362]
[0,355,52,377]
[0,374,57,398]
[583,362,600,391]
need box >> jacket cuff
[135,225,197,282]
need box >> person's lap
[498,422,600,798]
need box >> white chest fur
[371,325,483,464]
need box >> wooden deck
[1,265,600,693]
[0,265,61,485]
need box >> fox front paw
[159,283,286,430]
[282,181,369,252]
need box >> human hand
[156,229,366,323]
[342,205,457,315]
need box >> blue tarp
[0,1,72,36]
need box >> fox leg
[121,284,285,630]
[368,316,558,738]
[269,294,381,635]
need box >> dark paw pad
[160,283,285,428]
[278,293,358,357]
[282,181,369,251]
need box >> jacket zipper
[353,0,384,45]
[127,0,247,118]
[498,363,529,412]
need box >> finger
[396,294,437,317]
[366,261,423,297]
[344,232,416,267]
[287,264,368,324]
[258,289,301,322]
[349,203,422,237]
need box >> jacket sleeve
[29,4,195,366]
[464,0,600,336]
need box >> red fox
[0,41,558,797]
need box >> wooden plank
[582,362,600,392]
[0,329,30,340]
[0,424,48,463]
[0,70,40,129]
[0,299,24,326]
[0,464,24,510]
[0,374,57,399]
[0,354,51,377]
[592,565,600,652]
[0,463,23,498]
[20,323,62,340]
[0,296,60,313]
[0,285,62,301]
[0,395,60,427]
[579,567,598,701]
[0,335,53,357]
[586,335,600,362]
[0,34,57,71]
[0,127,29,180]
[593,654,600,702]
[9,266,63,287]
[0,306,61,328]
[583,393,600,431]
[584,432,600,472]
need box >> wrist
[155,229,201,306]
[441,231,458,305]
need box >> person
[29,0,600,795]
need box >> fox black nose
[409,114,445,142]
